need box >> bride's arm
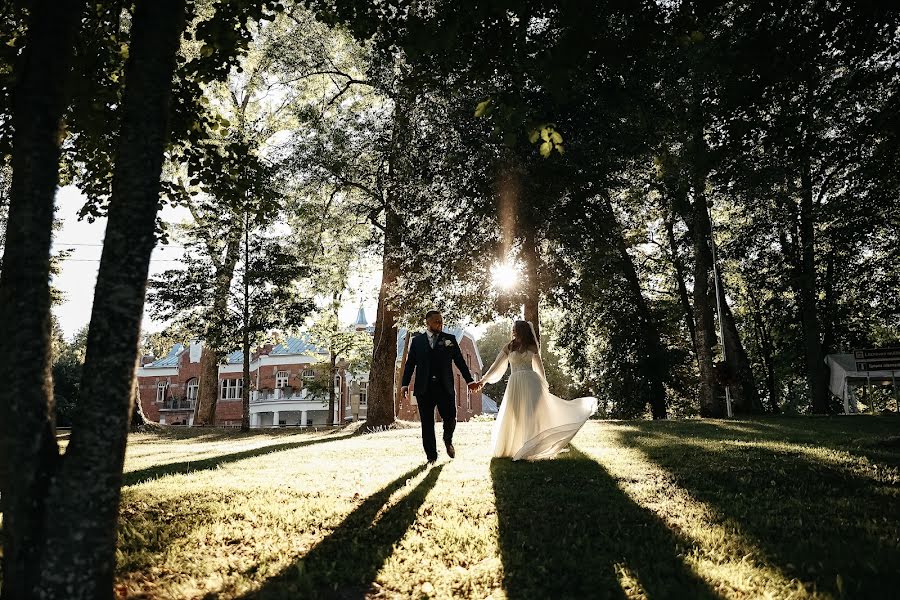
[532,349,547,381]
[481,346,510,385]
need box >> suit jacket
[401,330,474,398]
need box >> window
[302,368,315,379]
[466,386,472,411]
[155,381,167,403]
[185,378,198,404]
[359,382,368,407]
[275,370,289,388]
[220,378,243,400]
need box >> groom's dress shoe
[445,443,455,459]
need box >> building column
[272,410,280,427]
[301,410,307,427]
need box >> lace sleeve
[532,350,547,381]
[481,347,509,385]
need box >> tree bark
[36,2,187,597]
[0,2,81,597]
[662,202,698,360]
[241,208,251,431]
[799,157,829,413]
[130,357,153,430]
[328,350,337,425]
[195,228,242,426]
[366,207,401,429]
[716,273,764,413]
[747,287,779,412]
[689,171,722,416]
[195,345,219,425]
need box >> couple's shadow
[237,463,442,600]
[490,448,718,599]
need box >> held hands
[467,380,483,392]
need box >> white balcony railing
[251,388,341,404]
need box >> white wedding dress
[483,345,597,461]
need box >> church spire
[354,304,368,329]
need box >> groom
[401,310,480,463]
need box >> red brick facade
[137,342,331,427]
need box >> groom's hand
[467,381,481,392]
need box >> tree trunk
[662,202,698,360]
[195,344,219,425]
[241,208,251,431]
[601,194,667,419]
[242,335,250,431]
[0,2,81,597]
[130,357,153,430]
[366,207,401,429]
[799,158,829,413]
[36,3,187,597]
[194,228,242,426]
[690,172,722,417]
[522,224,541,342]
[328,350,337,425]
[716,273,764,413]
[747,287,779,412]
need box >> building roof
[226,335,327,364]
[272,334,327,356]
[145,343,185,368]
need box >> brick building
[137,333,367,428]
[137,309,485,427]
[394,327,484,422]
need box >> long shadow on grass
[656,416,900,467]
[238,463,442,600]
[615,426,900,598]
[123,434,352,487]
[491,449,719,600]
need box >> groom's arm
[449,340,474,384]
[401,337,417,388]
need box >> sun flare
[491,261,519,290]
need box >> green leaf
[539,141,552,157]
[528,129,540,144]
[474,98,493,118]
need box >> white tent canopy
[825,353,899,414]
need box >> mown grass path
[112,417,900,599]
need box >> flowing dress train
[483,347,597,461]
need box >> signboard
[854,348,900,372]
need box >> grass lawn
[107,417,899,599]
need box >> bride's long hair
[509,320,538,353]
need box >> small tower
[354,304,368,331]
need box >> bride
[480,320,597,461]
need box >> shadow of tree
[491,449,720,600]
[237,463,442,600]
[123,434,352,486]
[614,426,900,598]
[659,416,900,467]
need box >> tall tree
[0,2,83,597]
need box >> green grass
[108,417,900,599]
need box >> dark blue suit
[402,330,474,460]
